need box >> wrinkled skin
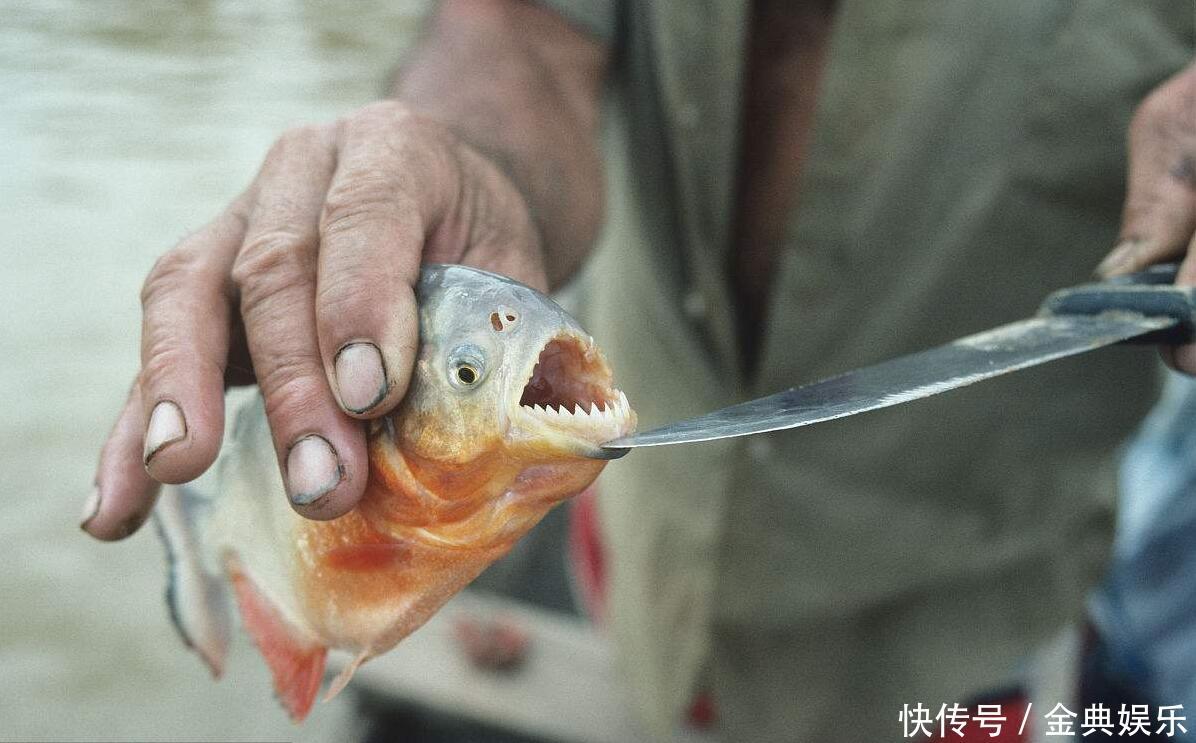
[83,1,609,541]
[1097,59,1196,372]
[162,265,633,720]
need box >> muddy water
[0,2,430,738]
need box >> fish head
[293,265,635,668]
[377,264,635,514]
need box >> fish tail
[153,485,232,677]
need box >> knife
[600,263,1195,455]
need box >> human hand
[1097,60,1196,372]
[82,101,546,539]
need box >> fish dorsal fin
[226,556,327,722]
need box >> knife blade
[600,264,1196,453]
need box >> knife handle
[1039,262,1196,344]
[1105,262,1180,286]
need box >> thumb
[1098,63,1196,279]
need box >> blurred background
[1,2,651,740]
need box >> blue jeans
[1091,371,1196,735]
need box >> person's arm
[1096,58,1196,372]
[391,0,607,288]
[82,0,609,540]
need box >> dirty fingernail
[80,486,101,530]
[286,435,342,505]
[118,508,151,539]
[144,401,187,464]
[335,342,388,413]
[1096,240,1141,278]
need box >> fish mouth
[514,333,635,460]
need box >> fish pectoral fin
[226,556,327,722]
[323,650,371,703]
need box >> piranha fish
[154,264,635,721]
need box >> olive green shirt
[543,1,1193,739]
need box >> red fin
[226,558,326,722]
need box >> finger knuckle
[314,268,396,320]
[320,178,419,238]
[258,358,327,423]
[341,105,454,176]
[346,100,415,132]
[268,123,331,160]
[327,112,459,232]
[251,193,311,227]
[139,341,221,391]
[231,230,315,307]
[313,276,360,320]
[140,248,202,308]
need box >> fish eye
[457,365,478,384]
[447,344,487,389]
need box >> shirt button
[683,289,708,320]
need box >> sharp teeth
[527,394,630,424]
